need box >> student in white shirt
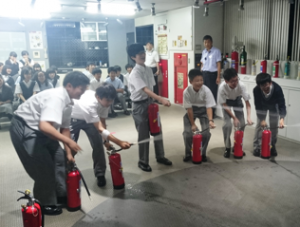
[46,67,60,88]
[70,83,131,187]
[15,66,40,103]
[105,67,130,116]
[90,67,102,91]
[123,64,133,108]
[35,71,53,92]
[10,71,90,215]
[127,43,172,172]
[218,68,253,158]
[183,69,216,162]
[145,42,160,96]
[5,51,19,76]
[19,50,35,70]
[83,62,95,81]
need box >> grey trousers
[203,71,218,116]
[70,118,106,177]
[132,100,165,165]
[112,93,127,112]
[9,116,66,205]
[253,112,279,150]
[222,97,245,148]
[183,106,211,156]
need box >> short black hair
[126,43,145,61]
[1,65,12,75]
[188,69,203,81]
[63,71,90,87]
[146,41,153,45]
[203,35,213,42]
[256,73,272,86]
[223,68,238,81]
[125,63,133,70]
[96,82,117,100]
[9,51,17,58]
[114,65,121,72]
[33,63,41,69]
[108,66,117,74]
[50,65,57,71]
[45,68,56,77]
[92,67,102,75]
[21,50,29,56]
[20,67,32,80]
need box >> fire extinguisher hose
[34,199,44,227]
[74,164,91,200]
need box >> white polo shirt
[105,77,124,90]
[201,46,221,72]
[183,85,216,109]
[90,78,102,91]
[128,64,155,102]
[15,80,40,94]
[14,87,73,130]
[145,50,159,68]
[71,90,109,123]
[218,81,250,104]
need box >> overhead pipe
[203,0,223,5]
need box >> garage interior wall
[224,0,290,61]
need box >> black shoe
[138,162,152,172]
[127,102,132,109]
[123,110,131,115]
[114,105,123,110]
[57,196,67,208]
[183,155,192,162]
[231,147,234,153]
[97,176,106,187]
[224,148,231,158]
[253,149,261,157]
[271,148,278,157]
[202,155,207,162]
[42,206,62,215]
[243,152,246,156]
[157,157,172,165]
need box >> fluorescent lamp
[86,2,98,14]
[102,3,136,16]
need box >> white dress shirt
[90,78,102,91]
[145,49,159,68]
[218,81,250,104]
[105,77,124,90]
[15,80,40,94]
[128,64,155,102]
[14,87,73,130]
[123,72,130,87]
[201,46,221,72]
[71,90,109,123]
[183,85,216,109]
[19,58,35,69]
[83,70,94,81]
[49,78,60,88]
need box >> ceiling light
[116,19,123,25]
[18,21,25,27]
[102,3,136,16]
[135,0,142,12]
[86,2,98,14]
[203,6,209,17]
[193,0,200,9]
[238,0,244,10]
[151,3,156,16]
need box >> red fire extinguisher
[192,132,203,164]
[260,55,268,73]
[67,163,91,212]
[107,147,125,189]
[17,190,44,227]
[231,51,239,72]
[273,55,279,78]
[233,127,244,159]
[261,127,271,159]
[148,103,160,136]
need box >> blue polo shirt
[105,77,124,90]
[201,46,221,72]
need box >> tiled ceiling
[50,0,197,21]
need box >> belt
[132,99,148,104]
[13,114,26,123]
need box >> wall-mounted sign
[29,31,43,49]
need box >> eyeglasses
[229,77,240,84]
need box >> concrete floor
[1,104,300,227]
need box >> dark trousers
[132,100,165,165]
[9,116,67,205]
[203,71,218,117]
[70,118,106,177]
[222,97,246,148]
[151,67,159,96]
[182,106,211,156]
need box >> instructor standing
[145,42,160,95]
[201,35,221,118]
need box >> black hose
[76,166,91,198]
